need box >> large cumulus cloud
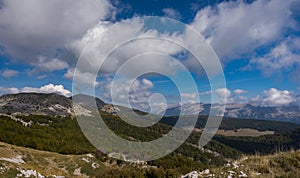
[0,0,113,70]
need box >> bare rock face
[70,94,105,110]
[0,93,106,117]
[100,105,120,115]
[0,93,73,116]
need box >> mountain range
[0,92,300,177]
[163,103,300,124]
[1,92,300,124]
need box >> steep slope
[70,94,105,110]
[0,141,105,177]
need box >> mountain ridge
[163,102,300,124]
[0,92,107,116]
[1,92,300,124]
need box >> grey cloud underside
[0,0,297,75]
[0,0,113,70]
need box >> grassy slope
[210,150,300,178]
[1,141,300,177]
[0,141,105,177]
[0,114,240,176]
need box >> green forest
[0,113,300,176]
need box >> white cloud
[262,88,294,106]
[213,88,295,105]
[181,93,197,99]
[192,0,297,59]
[215,88,249,103]
[184,88,296,106]
[199,90,212,95]
[215,88,232,103]
[0,0,113,70]
[249,37,300,76]
[35,56,69,72]
[180,92,198,104]
[100,78,157,112]
[141,78,154,89]
[37,75,47,79]
[251,95,261,102]
[234,89,248,95]
[148,96,168,115]
[0,87,20,94]
[21,84,71,97]
[67,19,184,78]
[215,88,231,98]
[1,69,19,78]
[162,8,181,20]
[63,68,75,79]
[64,68,100,87]
[0,84,71,97]
[65,21,112,59]
[236,95,248,102]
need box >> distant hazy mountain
[163,103,300,124]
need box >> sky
[0,0,300,112]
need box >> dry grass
[0,142,105,177]
[1,141,300,177]
[210,150,300,177]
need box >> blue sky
[0,0,300,111]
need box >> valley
[0,93,300,177]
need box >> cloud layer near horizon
[0,84,71,97]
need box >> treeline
[2,113,300,176]
[0,114,240,167]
